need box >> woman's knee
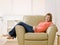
[17,22,24,25]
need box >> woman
[3,13,53,39]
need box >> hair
[45,13,52,22]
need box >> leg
[9,27,16,38]
[3,27,16,39]
[17,22,34,32]
[9,22,34,38]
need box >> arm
[33,26,36,30]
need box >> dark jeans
[9,22,34,38]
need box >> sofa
[15,15,57,45]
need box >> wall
[0,0,46,16]
[45,0,56,24]
[0,0,11,15]
[55,0,60,33]
[32,0,46,15]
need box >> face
[45,15,51,22]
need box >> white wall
[12,0,32,15]
[32,0,46,15]
[45,0,56,24]
[0,0,11,15]
[0,0,46,16]
[55,0,60,33]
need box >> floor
[3,39,18,45]
[0,36,18,45]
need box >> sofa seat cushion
[25,33,48,40]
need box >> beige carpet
[0,36,18,45]
[3,40,18,45]
[3,38,18,45]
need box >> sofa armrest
[46,24,58,45]
[15,25,25,45]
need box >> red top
[34,22,52,33]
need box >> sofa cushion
[25,33,48,41]
[23,15,45,26]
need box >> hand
[33,26,36,30]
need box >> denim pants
[9,22,34,38]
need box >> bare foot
[3,34,9,37]
[3,34,14,39]
[7,35,14,39]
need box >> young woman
[3,13,53,39]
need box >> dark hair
[45,13,52,22]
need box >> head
[45,13,52,22]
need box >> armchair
[15,15,57,45]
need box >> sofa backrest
[23,15,45,26]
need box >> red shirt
[34,22,52,33]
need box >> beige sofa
[15,15,57,45]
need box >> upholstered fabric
[25,41,48,45]
[16,15,57,45]
[25,33,48,40]
[23,15,45,26]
